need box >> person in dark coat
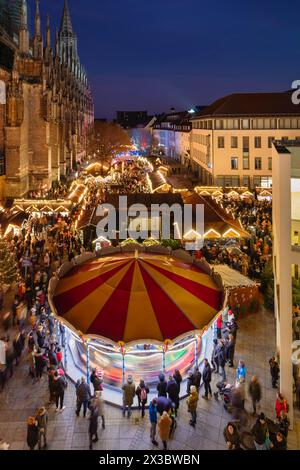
[156,396,173,416]
[225,334,235,367]
[211,338,218,371]
[186,371,194,395]
[88,405,99,450]
[76,377,91,417]
[216,340,226,381]
[47,344,58,367]
[166,376,179,414]
[223,422,241,450]
[173,369,182,394]
[278,411,290,438]
[270,432,287,450]
[248,376,262,415]
[269,357,279,389]
[27,417,39,450]
[202,358,212,399]
[13,332,25,366]
[227,318,238,339]
[34,348,46,380]
[157,373,167,397]
[193,367,202,392]
[53,371,66,412]
[90,368,103,394]
[136,379,150,418]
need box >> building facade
[190,92,300,188]
[0,0,94,198]
[152,111,192,162]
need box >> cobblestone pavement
[0,308,299,451]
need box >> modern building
[190,92,300,188]
[116,110,149,129]
[272,139,300,427]
[0,0,94,199]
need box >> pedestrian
[53,370,66,412]
[157,373,167,397]
[156,395,173,416]
[88,405,99,450]
[193,367,202,392]
[91,391,105,430]
[166,375,179,414]
[136,379,149,418]
[251,412,270,450]
[90,368,103,394]
[76,376,91,417]
[186,370,194,395]
[13,331,25,366]
[236,360,246,382]
[202,358,212,399]
[275,393,288,419]
[27,416,39,451]
[248,376,262,415]
[158,411,172,450]
[173,369,182,394]
[216,315,222,339]
[122,375,135,418]
[149,398,158,447]
[270,432,287,450]
[186,385,199,427]
[223,422,241,450]
[36,407,48,450]
[269,356,279,389]
[211,338,218,371]
[225,334,235,367]
[216,340,227,381]
[278,411,290,438]
[34,348,46,380]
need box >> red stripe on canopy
[139,263,196,339]
[54,262,129,314]
[87,262,135,342]
[141,259,221,310]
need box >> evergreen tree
[0,237,18,286]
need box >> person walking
[76,377,91,418]
[251,413,270,450]
[90,368,103,394]
[225,334,235,367]
[269,356,279,389]
[223,422,241,450]
[88,405,99,450]
[157,373,167,397]
[173,369,182,395]
[34,348,46,381]
[136,379,149,418]
[248,376,262,416]
[275,393,288,419]
[149,398,158,447]
[186,371,194,395]
[53,371,66,412]
[122,375,135,418]
[36,407,48,450]
[202,358,212,399]
[236,360,246,382]
[158,411,172,450]
[166,375,179,415]
[186,385,199,427]
[92,391,105,430]
[27,417,39,451]
[216,340,227,381]
[193,367,202,393]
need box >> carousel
[49,252,224,405]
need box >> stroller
[214,381,234,411]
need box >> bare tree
[89,120,132,162]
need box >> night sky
[30,0,299,119]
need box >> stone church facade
[0,0,94,198]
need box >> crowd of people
[200,195,272,280]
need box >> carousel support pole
[194,336,198,368]
[63,332,67,372]
[162,350,166,374]
[122,353,126,384]
[86,343,91,385]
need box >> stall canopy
[53,253,222,344]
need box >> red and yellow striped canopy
[53,254,221,344]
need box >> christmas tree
[0,236,18,287]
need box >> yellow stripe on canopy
[63,261,134,332]
[123,262,164,343]
[55,258,130,295]
[140,261,217,329]
[141,257,219,290]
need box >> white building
[272,139,300,426]
[191,92,300,188]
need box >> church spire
[60,0,73,33]
[19,0,29,55]
[33,0,43,59]
[45,14,52,62]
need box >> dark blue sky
[29,0,299,118]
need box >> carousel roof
[53,253,222,344]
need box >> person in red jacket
[275,392,288,419]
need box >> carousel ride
[49,251,224,405]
